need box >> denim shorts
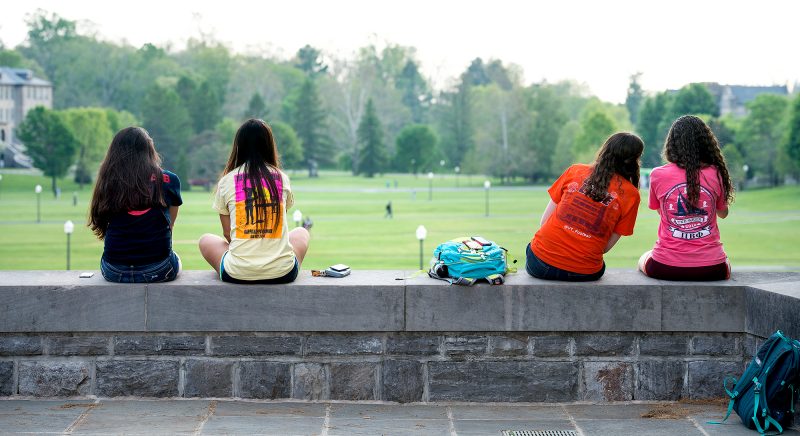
[219,252,299,284]
[100,252,181,283]
[525,243,605,282]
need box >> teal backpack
[712,330,800,434]
[428,237,511,285]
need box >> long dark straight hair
[89,127,165,239]
[663,115,734,206]
[583,132,644,202]
[222,119,283,233]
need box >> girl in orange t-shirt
[527,132,644,281]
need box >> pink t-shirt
[648,163,728,267]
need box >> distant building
[703,83,789,117]
[0,67,53,168]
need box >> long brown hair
[88,127,165,239]
[583,132,644,202]
[663,115,734,206]
[222,119,283,233]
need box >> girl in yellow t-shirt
[198,119,310,283]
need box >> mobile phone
[471,236,492,246]
[463,240,482,250]
[330,264,350,272]
[79,272,94,278]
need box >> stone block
[428,361,578,402]
[0,274,146,332]
[146,271,404,331]
[292,363,329,401]
[742,335,763,361]
[662,286,744,332]
[45,336,109,356]
[0,336,42,356]
[18,361,90,397]
[386,335,440,356]
[0,361,13,395]
[575,334,634,356]
[211,336,300,357]
[184,360,233,398]
[582,362,633,401]
[406,282,661,331]
[95,360,179,397]
[532,335,571,357]
[489,335,528,357]
[305,335,382,356]
[691,334,739,356]
[238,361,291,399]
[115,336,206,355]
[688,360,742,399]
[382,360,423,403]
[639,334,689,356]
[444,336,488,358]
[746,285,800,339]
[330,363,376,400]
[635,360,685,400]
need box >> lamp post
[64,220,74,270]
[416,225,427,270]
[454,166,460,188]
[427,172,434,201]
[742,164,749,191]
[35,184,42,223]
[484,180,491,217]
[0,174,3,199]
[293,210,303,228]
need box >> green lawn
[0,170,798,271]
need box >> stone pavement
[0,399,797,435]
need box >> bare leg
[198,233,229,274]
[638,250,653,275]
[288,227,310,266]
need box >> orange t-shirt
[530,164,640,274]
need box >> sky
[1,0,798,103]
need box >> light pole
[35,184,42,223]
[64,220,74,270]
[427,172,434,201]
[293,210,303,228]
[742,164,749,191]
[484,180,491,217]
[0,174,3,199]
[454,166,460,188]
[416,225,427,270]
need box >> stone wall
[0,332,750,402]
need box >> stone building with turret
[0,67,53,168]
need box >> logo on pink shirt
[662,183,713,240]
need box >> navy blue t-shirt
[102,170,183,265]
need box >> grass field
[0,170,798,271]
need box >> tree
[244,92,267,120]
[295,45,328,76]
[783,95,800,177]
[672,83,719,117]
[60,108,114,189]
[394,124,438,173]
[396,60,428,123]
[625,72,644,125]
[290,77,330,177]
[176,75,222,133]
[636,92,670,167]
[16,106,78,196]
[437,80,473,167]
[722,143,746,190]
[574,108,617,163]
[356,99,387,177]
[271,121,303,169]
[737,94,789,186]
[142,85,193,182]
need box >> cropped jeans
[524,244,605,282]
[100,251,181,283]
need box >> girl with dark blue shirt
[88,127,183,283]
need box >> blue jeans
[525,244,605,282]
[100,252,181,283]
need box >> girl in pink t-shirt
[638,115,735,281]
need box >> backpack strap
[708,376,738,425]
[485,273,505,285]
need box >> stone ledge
[0,270,797,335]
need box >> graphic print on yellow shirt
[234,173,283,239]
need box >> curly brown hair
[584,132,644,202]
[663,115,734,206]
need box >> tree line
[2,10,799,194]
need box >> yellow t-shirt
[213,166,295,279]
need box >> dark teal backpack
[713,330,800,434]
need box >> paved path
[1,399,798,435]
